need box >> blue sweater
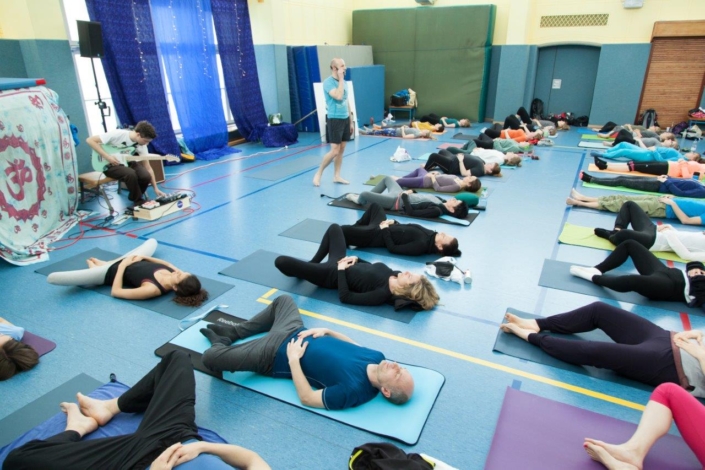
[660,178,705,198]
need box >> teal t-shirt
[444,118,459,127]
[323,75,349,119]
[665,199,705,224]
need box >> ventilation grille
[540,14,609,28]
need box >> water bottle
[463,269,472,284]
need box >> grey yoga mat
[493,309,651,390]
[538,259,705,316]
[0,374,103,448]
[35,248,234,320]
[218,249,417,323]
[278,219,442,264]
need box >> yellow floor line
[256,293,645,411]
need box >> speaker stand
[89,57,109,133]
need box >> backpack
[640,108,658,128]
[530,98,544,119]
[672,121,689,136]
[349,442,433,470]
[390,89,410,106]
[569,115,589,127]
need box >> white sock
[569,266,601,282]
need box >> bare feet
[570,188,582,200]
[499,322,534,341]
[61,402,98,437]
[566,197,577,206]
[86,258,107,268]
[333,177,350,185]
[504,312,540,333]
[313,172,322,187]
[77,392,118,427]
[584,439,641,470]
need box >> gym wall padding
[287,47,302,130]
[484,45,501,122]
[0,40,29,77]
[590,44,651,126]
[254,45,280,119]
[274,45,292,123]
[292,46,318,132]
[346,65,385,127]
[353,5,495,122]
[316,45,373,82]
[491,45,535,122]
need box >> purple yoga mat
[22,331,56,357]
[485,388,700,470]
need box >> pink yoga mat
[485,388,699,469]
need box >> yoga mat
[538,259,705,316]
[578,141,607,149]
[278,218,441,264]
[22,331,56,357]
[364,175,492,198]
[485,387,699,470]
[0,373,103,448]
[155,310,445,445]
[437,143,462,149]
[0,379,228,465]
[587,163,657,177]
[245,155,321,181]
[35,248,234,320]
[581,134,614,141]
[219,249,417,323]
[452,133,476,140]
[329,195,482,226]
[414,152,432,161]
[493,309,651,390]
[558,223,687,263]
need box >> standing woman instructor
[313,58,354,186]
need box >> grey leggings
[201,295,303,375]
[591,175,661,193]
[358,176,403,210]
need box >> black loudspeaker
[77,20,104,58]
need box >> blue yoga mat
[538,259,705,317]
[245,155,321,181]
[278,219,442,264]
[218,249,417,323]
[0,379,227,467]
[493,309,651,390]
[35,248,234,320]
[155,309,445,445]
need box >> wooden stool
[78,171,118,213]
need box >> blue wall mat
[347,65,385,128]
[287,47,301,128]
[522,46,538,111]
[20,40,91,174]
[293,46,317,132]
[162,317,445,445]
[0,40,28,78]
[254,45,280,119]
[534,45,601,118]
[305,46,321,133]
[590,44,651,126]
[493,45,533,122]
[274,45,291,122]
[484,45,501,121]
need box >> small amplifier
[133,196,191,221]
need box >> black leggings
[528,302,679,387]
[598,121,618,133]
[517,107,532,126]
[275,223,346,288]
[339,203,387,249]
[4,351,200,470]
[593,239,686,302]
[612,128,636,146]
[473,133,494,149]
[591,175,661,195]
[424,149,460,174]
[629,161,669,176]
[608,201,658,248]
[420,113,441,125]
[483,124,503,139]
[503,114,522,130]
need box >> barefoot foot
[584,440,641,470]
[313,173,322,187]
[62,402,98,437]
[77,393,117,427]
[333,177,350,185]
[499,322,534,341]
[504,313,540,333]
[567,197,577,206]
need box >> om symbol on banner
[0,135,47,222]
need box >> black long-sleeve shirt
[381,224,437,255]
[337,262,398,305]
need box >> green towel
[581,134,614,141]
[365,175,487,197]
[558,223,687,263]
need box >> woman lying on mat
[275,224,439,310]
[340,203,461,257]
[346,176,470,221]
[592,143,701,163]
[411,120,444,133]
[589,201,705,261]
[566,189,705,226]
[471,133,532,153]
[513,106,569,134]
[424,149,502,178]
[580,172,705,198]
[482,123,543,142]
[393,167,482,193]
[592,121,662,135]
[3,351,271,470]
[584,383,705,469]
[593,155,705,178]
[419,113,470,128]
[358,125,433,139]
[569,240,705,308]
[500,301,704,397]
[47,239,208,306]
[605,128,678,148]
[0,317,39,381]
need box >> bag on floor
[682,125,703,140]
[349,442,433,470]
[640,108,658,128]
[530,98,544,119]
[424,256,471,284]
[390,146,411,162]
[672,121,689,136]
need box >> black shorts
[326,117,351,144]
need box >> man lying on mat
[200,295,414,410]
[4,351,270,470]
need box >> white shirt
[651,228,705,262]
[99,129,147,165]
[470,148,505,166]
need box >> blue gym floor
[2,127,703,469]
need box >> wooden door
[637,36,705,127]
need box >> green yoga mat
[558,223,687,263]
[364,175,491,198]
[581,134,613,141]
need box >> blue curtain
[86,0,180,157]
[211,0,268,142]
[150,0,230,160]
